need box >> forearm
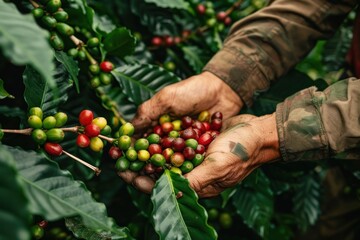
[204,0,357,106]
[276,78,360,161]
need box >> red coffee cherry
[180,127,197,140]
[198,132,213,146]
[79,110,94,126]
[161,122,174,134]
[211,111,223,120]
[108,146,122,160]
[210,118,222,131]
[100,61,114,73]
[44,142,63,156]
[76,134,90,148]
[195,144,206,154]
[181,116,193,129]
[196,4,206,15]
[84,123,101,137]
[148,143,162,155]
[183,146,196,160]
[172,137,186,152]
[216,11,227,21]
[161,136,174,148]
[151,36,163,46]
[170,152,185,167]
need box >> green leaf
[144,0,189,10]
[0,79,14,99]
[293,173,321,232]
[65,217,111,240]
[103,27,136,59]
[131,0,179,36]
[23,61,73,116]
[232,170,274,238]
[112,63,180,106]
[182,46,208,73]
[0,145,31,240]
[151,170,217,240]
[127,186,153,217]
[0,106,26,120]
[0,1,55,89]
[5,145,131,238]
[54,52,80,93]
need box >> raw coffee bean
[148,143,162,155]
[41,15,57,29]
[115,156,130,172]
[87,37,100,48]
[168,130,179,138]
[67,48,78,58]
[185,138,198,150]
[198,132,212,146]
[32,8,44,19]
[211,111,223,120]
[84,123,101,137]
[54,112,67,127]
[79,109,94,126]
[49,32,64,50]
[44,142,62,156]
[138,149,150,162]
[183,146,196,160]
[100,125,112,136]
[161,122,174,134]
[161,136,174,148]
[92,117,107,130]
[162,148,174,163]
[125,147,138,161]
[28,115,43,129]
[99,72,112,85]
[108,146,122,160]
[89,137,104,152]
[46,128,65,142]
[202,121,211,131]
[181,127,197,140]
[195,144,205,154]
[89,64,100,75]
[46,0,62,13]
[170,167,182,175]
[129,161,145,172]
[172,137,185,152]
[180,161,194,174]
[77,49,86,61]
[29,107,43,119]
[211,118,222,131]
[42,116,57,129]
[172,119,182,131]
[76,134,90,148]
[192,120,206,134]
[181,116,193,129]
[56,23,74,36]
[152,125,164,136]
[192,153,204,167]
[118,135,132,150]
[147,133,161,144]
[150,153,166,167]
[159,114,171,124]
[170,152,185,167]
[99,61,114,73]
[134,138,149,151]
[53,10,69,22]
[31,129,47,145]
[90,76,101,88]
[198,110,210,122]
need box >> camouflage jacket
[203,0,360,161]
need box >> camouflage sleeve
[275,78,360,161]
[203,0,357,107]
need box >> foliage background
[0,0,357,239]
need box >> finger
[133,175,155,194]
[117,170,138,184]
[196,184,225,198]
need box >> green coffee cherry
[115,156,130,172]
[49,32,64,51]
[180,161,193,174]
[67,48,78,58]
[89,64,100,75]
[99,72,112,85]
[56,23,74,36]
[0,129,4,141]
[118,135,132,150]
[87,37,100,47]
[32,8,44,19]
[46,128,64,142]
[125,147,138,162]
[170,167,182,175]
[90,137,104,152]
[29,107,43,119]
[134,138,149,151]
[28,115,43,129]
[90,76,101,88]
[54,112,67,127]
[118,122,135,136]
[31,129,47,145]
[100,125,112,136]
[53,10,68,22]
[150,153,165,167]
[46,0,62,13]
[147,133,161,144]
[77,49,86,61]
[43,116,57,129]
[192,153,204,167]
[129,161,145,172]
[41,15,57,29]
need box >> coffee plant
[0,0,356,239]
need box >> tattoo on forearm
[229,141,249,161]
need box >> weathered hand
[131,71,243,132]
[118,113,280,198]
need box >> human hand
[118,113,281,197]
[131,71,243,132]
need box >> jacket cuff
[203,46,269,107]
[275,86,330,162]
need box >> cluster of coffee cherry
[113,110,223,177]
